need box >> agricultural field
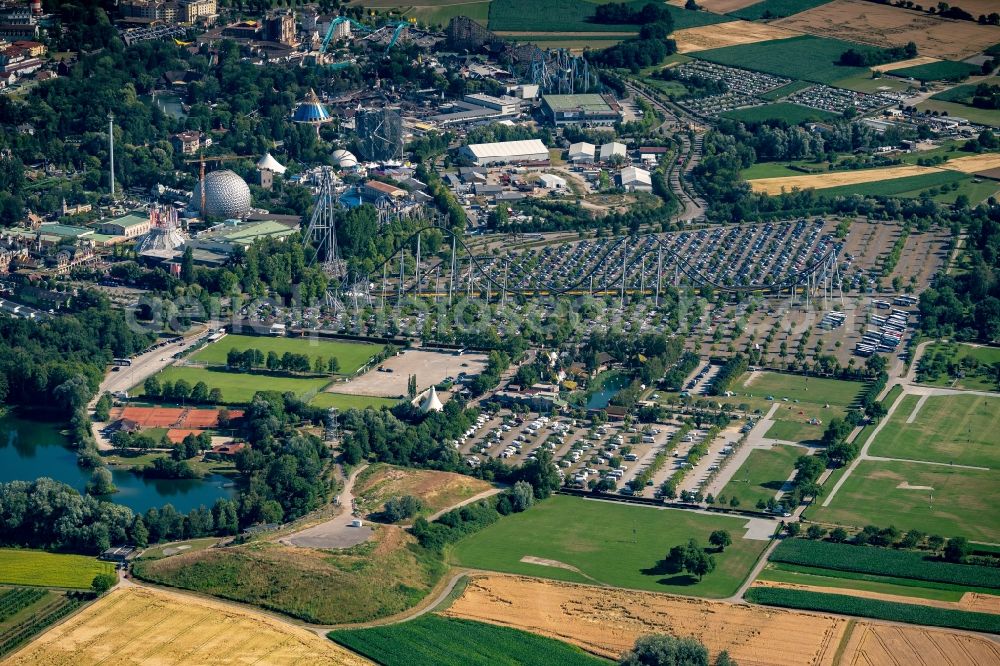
[665,0,758,13]
[810,458,1000,542]
[730,0,832,20]
[755,563,969,601]
[0,588,86,660]
[773,0,1000,61]
[353,463,495,521]
[931,77,1000,104]
[719,102,838,125]
[740,160,825,179]
[0,550,114,589]
[720,444,802,507]
[406,1,491,26]
[487,0,730,32]
[889,60,981,83]
[748,163,938,194]
[867,393,1000,468]
[840,621,1000,665]
[449,495,769,598]
[693,35,879,84]
[814,171,985,202]
[190,334,383,375]
[871,55,942,73]
[133,365,331,404]
[132,529,445,624]
[672,20,799,54]
[5,585,368,666]
[309,392,400,410]
[329,614,609,665]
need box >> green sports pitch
[720,444,801,508]
[450,495,768,598]
[190,334,382,375]
[133,366,332,404]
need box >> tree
[927,534,945,552]
[86,468,117,496]
[508,480,535,512]
[328,357,340,374]
[91,572,117,595]
[944,536,969,562]
[806,524,826,540]
[190,381,209,403]
[829,527,848,542]
[708,529,732,552]
[180,246,195,284]
[619,634,709,666]
[383,495,423,522]
[94,392,112,421]
[785,522,801,536]
[682,539,716,580]
[408,374,417,399]
[729,496,740,508]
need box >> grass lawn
[831,72,910,94]
[720,103,838,125]
[721,444,802,507]
[0,549,114,589]
[136,537,221,561]
[730,0,832,20]
[736,372,862,443]
[190,334,382,375]
[693,35,879,84]
[328,614,610,666]
[740,372,863,407]
[867,393,1000,468]
[741,161,827,179]
[889,61,980,83]
[915,99,1000,127]
[758,80,814,101]
[815,169,968,199]
[450,495,768,598]
[133,366,331,404]
[487,0,729,32]
[918,342,1000,390]
[309,392,400,410]
[756,564,964,602]
[931,78,1000,103]
[808,459,1000,542]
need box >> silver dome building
[191,170,252,219]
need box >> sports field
[7,585,368,666]
[867,394,1000,468]
[810,459,1000,542]
[134,366,331,404]
[739,371,862,442]
[309,392,399,410]
[720,444,801,507]
[692,35,877,84]
[329,614,608,666]
[0,549,114,589]
[191,334,382,375]
[450,495,769,598]
[719,102,837,125]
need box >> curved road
[282,464,374,549]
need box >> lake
[0,414,235,514]
[586,373,631,410]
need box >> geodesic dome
[332,149,358,168]
[191,170,252,219]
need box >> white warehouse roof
[568,142,595,159]
[539,173,566,189]
[600,142,627,160]
[463,139,548,159]
[619,166,651,186]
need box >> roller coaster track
[337,225,839,300]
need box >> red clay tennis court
[112,407,243,429]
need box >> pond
[0,414,235,514]
[143,91,187,119]
[586,373,632,410]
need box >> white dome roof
[256,152,286,175]
[332,149,358,168]
[191,170,252,219]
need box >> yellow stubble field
[673,20,802,54]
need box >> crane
[183,153,253,219]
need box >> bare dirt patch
[354,463,495,520]
[749,165,939,195]
[331,349,487,398]
[896,481,935,490]
[442,574,848,665]
[960,592,1000,614]
[519,555,585,573]
[774,0,1000,61]
[673,21,801,53]
[872,55,941,72]
[7,585,370,666]
[840,620,1000,665]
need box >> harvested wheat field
[666,0,762,14]
[840,621,1000,665]
[775,0,1000,61]
[674,21,802,54]
[752,580,999,613]
[6,585,370,666]
[961,592,1000,615]
[941,153,1000,174]
[748,165,937,194]
[443,574,848,665]
[872,56,941,72]
[353,463,495,520]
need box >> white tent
[413,385,444,413]
[256,152,287,175]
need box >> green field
[915,99,1000,127]
[831,72,911,94]
[407,1,491,26]
[931,78,1000,104]
[890,61,980,83]
[328,615,609,666]
[309,392,400,410]
[720,102,838,125]
[721,444,802,507]
[814,169,968,199]
[918,342,1000,390]
[190,334,381,375]
[730,0,832,20]
[694,36,880,84]
[867,393,1000,468]
[487,0,729,32]
[133,366,331,404]
[737,371,863,443]
[757,80,813,101]
[741,372,863,407]
[757,564,965,601]
[741,161,827,179]
[0,549,114,589]
[808,459,1000,542]
[450,495,769,598]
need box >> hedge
[746,587,1000,633]
[771,539,1000,589]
